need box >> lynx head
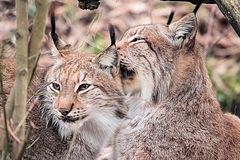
[41,18,126,140]
[117,13,199,103]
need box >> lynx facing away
[21,22,127,159]
[114,13,240,159]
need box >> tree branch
[0,51,10,159]
[214,0,240,37]
[161,0,240,37]
[161,0,216,4]
[12,0,29,158]
[0,85,15,151]
[28,0,50,83]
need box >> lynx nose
[59,103,74,116]
[59,109,70,116]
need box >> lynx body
[113,13,240,160]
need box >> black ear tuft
[51,13,59,48]
[95,26,119,75]
[193,0,202,14]
[167,10,175,25]
[50,13,70,51]
[109,24,116,46]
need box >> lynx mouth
[61,116,79,123]
[120,63,136,80]
[61,114,88,123]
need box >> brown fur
[113,13,240,159]
[0,35,127,159]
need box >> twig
[7,123,21,144]
[27,84,49,104]
[0,86,15,150]
[14,83,48,134]
[16,127,32,160]
[0,37,10,160]
[160,0,215,4]
[1,94,10,160]
[26,137,40,150]
[14,99,37,134]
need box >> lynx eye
[51,82,61,91]
[77,84,91,93]
[130,37,145,43]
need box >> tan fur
[1,37,127,159]
[113,13,240,159]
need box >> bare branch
[214,0,240,37]
[7,123,21,144]
[12,0,29,158]
[0,81,10,160]
[16,127,32,160]
[161,0,215,4]
[28,0,50,83]
[0,85,14,150]
[161,0,240,37]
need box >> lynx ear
[95,45,119,74]
[169,13,197,48]
[95,25,119,75]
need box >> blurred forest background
[1,0,240,116]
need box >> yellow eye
[52,82,61,91]
[77,84,90,93]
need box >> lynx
[113,13,240,159]
[0,17,127,160]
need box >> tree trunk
[12,0,29,158]
[215,0,240,37]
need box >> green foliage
[207,56,240,114]
[28,3,36,18]
[86,33,105,54]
